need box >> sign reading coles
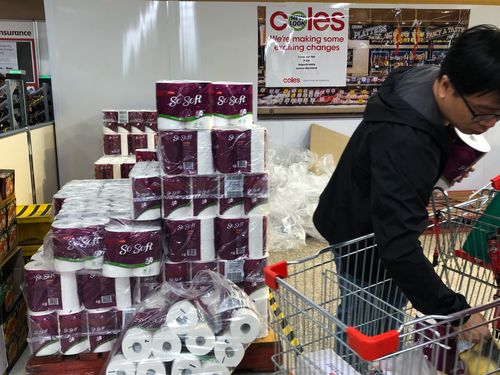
[265,5,349,87]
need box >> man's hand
[453,313,492,343]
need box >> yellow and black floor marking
[269,290,304,353]
[17,204,52,219]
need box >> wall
[44,1,500,190]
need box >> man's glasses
[456,89,500,122]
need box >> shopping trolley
[264,229,500,373]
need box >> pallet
[25,330,280,374]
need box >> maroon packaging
[87,309,118,352]
[162,176,191,218]
[131,275,162,304]
[215,217,249,260]
[24,263,62,311]
[58,310,89,354]
[6,198,16,228]
[136,149,158,162]
[7,224,17,251]
[164,261,188,282]
[0,206,6,233]
[103,122,119,134]
[95,163,113,180]
[128,110,145,133]
[213,83,253,118]
[219,175,244,216]
[132,175,161,202]
[77,273,116,309]
[143,110,157,128]
[164,219,202,262]
[156,81,213,121]
[103,110,118,122]
[52,221,104,262]
[212,129,251,173]
[244,256,268,280]
[192,176,219,217]
[103,219,162,268]
[103,134,121,155]
[28,311,59,356]
[128,134,148,155]
[120,162,136,179]
[218,259,245,284]
[244,173,269,214]
[158,130,198,175]
[189,260,219,280]
[0,170,14,201]
[130,308,167,329]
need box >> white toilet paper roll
[213,116,229,128]
[54,258,84,273]
[158,117,184,131]
[136,208,161,221]
[218,200,244,218]
[214,336,245,368]
[229,113,253,127]
[58,308,90,355]
[121,133,129,156]
[151,327,182,362]
[103,263,133,278]
[248,215,266,259]
[147,134,156,150]
[84,255,104,270]
[250,128,266,173]
[132,261,161,277]
[121,327,154,362]
[201,218,215,261]
[27,310,61,356]
[136,360,167,375]
[197,130,214,174]
[202,359,231,375]
[229,308,261,344]
[185,322,216,356]
[113,162,122,179]
[115,277,132,309]
[60,272,81,312]
[106,354,137,375]
[171,354,202,375]
[186,115,214,130]
[165,300,199,336]
[250,287,269,318]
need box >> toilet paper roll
[189,260,218,281]
[215,217,249,260]
[243,254,268,283]
[165,300,199,336]
[244,173,269,216]
[229,308,261,344]
[164,261,188,282]
[60,272,81,312]
[121,133,129,156]
[24,261,62,312]
[103,134,122,155]
[30,250,45,262]
[192,175,219,217]
[202,359,231,375]
[131,275,162,304]
[58,309,90,355]
[132,261,161,277]
[213,82,253,128]
[151,327,182,362]
[250,287,269,317]
[214,336,245,367]
[165,218,215,262]
[136,360,167,375]
[213,116,229,128]
[196,130,214,174]
[158,117,184,130]
[115,277,132,308]
[103,263,133,278]
[136,149,158,162]
[113,162,122,179]
[28,310,61,356]
[249,215,266,259]
[106,354,137,375]
[147,134,156,150]
[121,327,154,362]
[129,134,149,155]
[218,197,244,217]
[84,256,104,270]
[212,129,250,174]
[103,121,119,134]
[184,322,216,356]
[87,308,118,353]
[218,174,244,217]
[162,176,192,219]
[251,127,267,173]
[171,354,202,375]
[78,273,116,310]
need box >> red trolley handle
[264,261,288,290]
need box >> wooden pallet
[25,330,280,374]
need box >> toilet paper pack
[103,271,264,374]
[130,162,161,220]
[213,82,253,127]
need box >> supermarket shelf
[258,104,365,118]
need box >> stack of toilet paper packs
[105,270,263,375]
[96,110,159,179]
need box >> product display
[0,170,16,262]
[0,170,15,201]
[94,155,136,180]
[104,271,263,375]
[130,162,161,220]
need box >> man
[314,25,500,343]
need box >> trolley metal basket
[264,209,500,374]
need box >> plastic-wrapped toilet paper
[52,220,88,272]
[27,310,60,356]
[184,322,216,356]
[87,308,118,353]
[115,277,133,308]
[202,359,231,375]
[121,133,129,156]
[218,259,245,285]
[128,110,145,134]
[136,149,158,162]
[58,308,90,355]
[214,335,245,367]
[250,127,267,173]
[121,327,154,362]
[215,217,249,260]
[24,261,62,312]
[244,173,269,215]
[151,327,182,362]
[190,260,218,280]
[164,218,215,262]
[156,81,213,130]
[162,176,192,219]
[131,275,162,304]
[106,354,137,375]
[192,175,219,217]
[229,308,261,344]
[171,353,202,375]
[164,261,188,282]
[249,215,267,259]
[213,82,253,127]
[128,134,148,155]
[250,287,270,338]
[103,134,121,155]
[60,272,81,312]
[136,360,167,375]
[218,174,244,217]
[165,300,199,335]
[212,129,250,174]
[130,162,161,220]
[77,273,115,309]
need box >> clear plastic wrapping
[268,148,335,251]
[102,270,264,375]
[130,162,161,220]
[94,155,137,180]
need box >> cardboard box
[0,207,6,234]
[309,124,350,167]
[0,171,14,202]
[5,199,15,229]
[7,225,17,252]
[0,234,7,261]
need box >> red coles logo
[270,8,345,32]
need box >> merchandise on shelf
[0,170,14,202]
[94,155,136,179]
[130,162,162,220]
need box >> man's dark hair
[440,24,500,96]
